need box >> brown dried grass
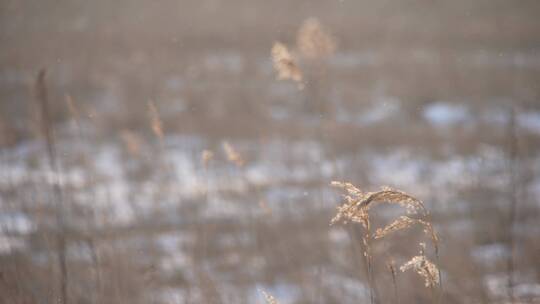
[330,181,442,301]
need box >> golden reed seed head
[147,100,164,140]
[330,182,428,226]
[260,290,279,304]
[417,219,440,252]
[330,181,362,197]
[297,17,336,60]
[331,181,441,292]
[374,216,416,239]
[367,187,427,215]
[271,42,303,82]
[222,141,244,167]
[374,216,439,247]
[400,254,440,288]
[201,149,214,168]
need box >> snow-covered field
[1,97,540,302]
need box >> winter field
[1,1,540,303]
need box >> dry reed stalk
[363,227,376,304]
[36,69,68,304]
[506,106,519,302]
[65,94,81,130]
[147,100,164,142]
[222,141,244,167]
[84,237,101,303]
[297,18,336,60]
[65,92,102,302]
[330,182,379,303]
[271,42,303,83]
[387,260,400,304]
[331,181,443,302]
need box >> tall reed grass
[331,182,442,303]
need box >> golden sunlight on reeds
[331,181,442,300]
[400,244,440,288]
[271,42,303,83]
[2,1,539,303]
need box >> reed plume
[331,181,442,302]
[222,141,244,167]
[330,182,427,226]
[36,69,69,304]
[374,216,439,247]
[297,17,336,60]
[374,216,416,239]
[260,290,279,304]
[271,42,303,83]
[400,244,440,289]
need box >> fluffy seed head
[400,254,439,288]
[297,18,336,59]
[374,216,416,239]
[271,42,303,82]
[223,141,244,167]
[330,182,427,226]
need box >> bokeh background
[1,0,540,303]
